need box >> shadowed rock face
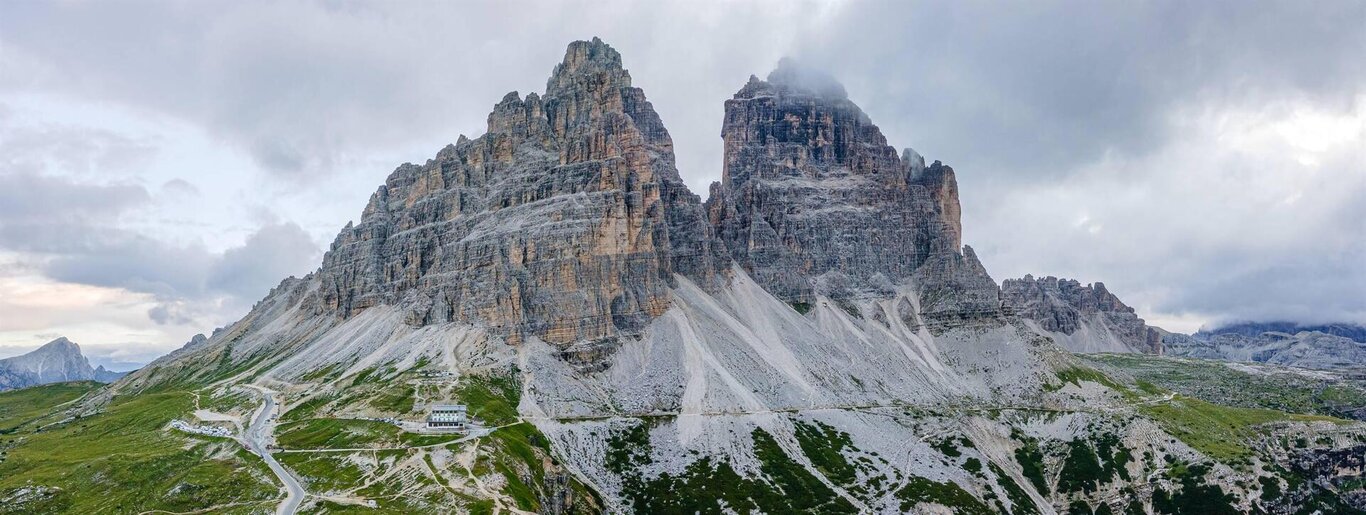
[1001,275,1162,353]
[705,60,999,327]
[308,38,726,345]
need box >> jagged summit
[707,60,993,328]
[1002,274,1163,354]
[37,336,79,352]
[306,39,725,347]
[547,37,628,93]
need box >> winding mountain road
[243,388,306,515]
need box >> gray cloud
[787,0,1366,182]
[0,172,149,223]
[0,173,320,324]
[208,222,320,300]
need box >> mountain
[1163,323,1366,370]
[0,337,127,391]
[1002,275,1163,354]
[1201,321,1366,343]
[5,39,1364,515]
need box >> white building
[426,404,467,430]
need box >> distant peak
[764,58,847,99]
[40,336,79,352]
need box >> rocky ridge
[1002,274,1163,354]
[306,37,726,349]
[0,337,125,391]
[706,60,1002,331]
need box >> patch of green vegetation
[276,418,401,449]
[964,457,983,475]
[1012,433,1050,495]
[0,381,100,432]
[1095,432,1132,481]
[1046,366,1127,394]
[790,302,813,315]
[894,476,991,515]
[1086,353,1366,419]
[1140,396,1333,460]
[934,436,963,457]
[750,429,858,513]
[453,373,521,426]
[199,389,252,413]
[835,299,863,319]
[1258,476,1282,501]
[1058,439,1106,493]
[1151,463,1238,515]
[349,367,379,386]
[988,461,1040,515]
[300,363,343,382]
[611,423,856,514]
[605,419,653,474]
[468,420,600,514]
[794,420,859,486]
[370,384,416,414]
[282,393,336,422]
[276,452,365,492]
[0,389,278,513]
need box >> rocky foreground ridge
[72,39,1364,514]
[0,337,125,391]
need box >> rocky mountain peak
[308,39,724,349]
[38,336,79,354]
[0,336,126,391]
[1002,275,1162,353]
[707,61,988,324]
[547,37,628,91]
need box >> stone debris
[169,419,233,438]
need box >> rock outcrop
[0,337,126,391]
[705,60,1000,329]
[306,38,726,346]
[1002,275,1162,353]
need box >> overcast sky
[1,0,1362,368]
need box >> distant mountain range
[999,278,1366,370]
[1164,322,1366,370]
[1199,321,1366,343]
[0,337,128,391]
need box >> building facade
[426,404,467,430]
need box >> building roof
[429,404,467,411]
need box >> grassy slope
[1082,354,1350,461]
[1086,353,1366,418]
[0,384,279,514]
[0,381,100,432]
[277,369,601,514]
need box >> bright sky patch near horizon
[1,0,1362,369]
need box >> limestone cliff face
[1001,275,1162,354]
[308,38,725,345]
[304,44,1007,347]
[705,60,999,327]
